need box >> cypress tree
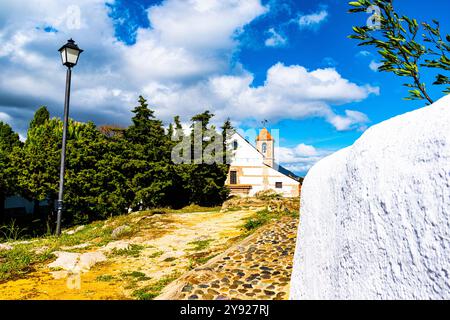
[29,106,50,129]
[125,96,173,210]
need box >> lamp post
[56,39,83,235]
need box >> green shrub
[188,239,213,251]
[243,208,296,232]
[131,272,180,300]
[149,251,164,258]
[122,271,151,281]
[111,244,144,257]
[244,218,264,231]
[96,274,115,282]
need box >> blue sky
[0,0,449,176]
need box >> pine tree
[125,96,173,210]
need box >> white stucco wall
[228,132,300,197]
[229,133,263,167]
[242,168,263,176]
[290,95,450,300]
[267,166,299,197]
[240,177,263,185]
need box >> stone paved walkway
[157,216,298,300]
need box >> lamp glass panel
[60,49,67,65]
[66,48,79,65]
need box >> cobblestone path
[157,216,299,300]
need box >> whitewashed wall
[228,133,299,197]
[229,133,263,167]
[290,95,450,300]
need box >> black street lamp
[56,39,83,235]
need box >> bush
[110,244,144,257]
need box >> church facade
[226,128,301,198]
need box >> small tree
[0,121,22,220]
[12,118,62,226]
[65,121,133,223]
[348,0,450,104]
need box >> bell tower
[256,128,274,167]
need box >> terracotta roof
[256,128,274,141]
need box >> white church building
[226,128,301,198]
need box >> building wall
[227,133,300,198]
[256,139,274,167]
[4,196,48,215]
[227,164,300,197]
[229,133,264,167]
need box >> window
[275,182,282,189]
[262,142,267,153]
[230,171,237,185]
[233,140,238,150]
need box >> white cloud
[357,50,371,57]
[265,28,287,47]
[0,0,377,138]
[122,0,268,84]
[298,10,328,28]
[0,111,12,123]
[138,63,378,131]
[295,144,318,156]
[369,60,383,72]
[276,143,334,174]
[148,0,267,51]
[329,110,370,131]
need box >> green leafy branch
[422,20,450,94]
[349,0,450,104]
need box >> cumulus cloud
[276,143,334,175]
[265,28,287,47]
[328,110,370,131]
[298,10,328,29]
[0,0,377,138]
[138,63,378,131]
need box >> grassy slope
[0,205,221,283]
